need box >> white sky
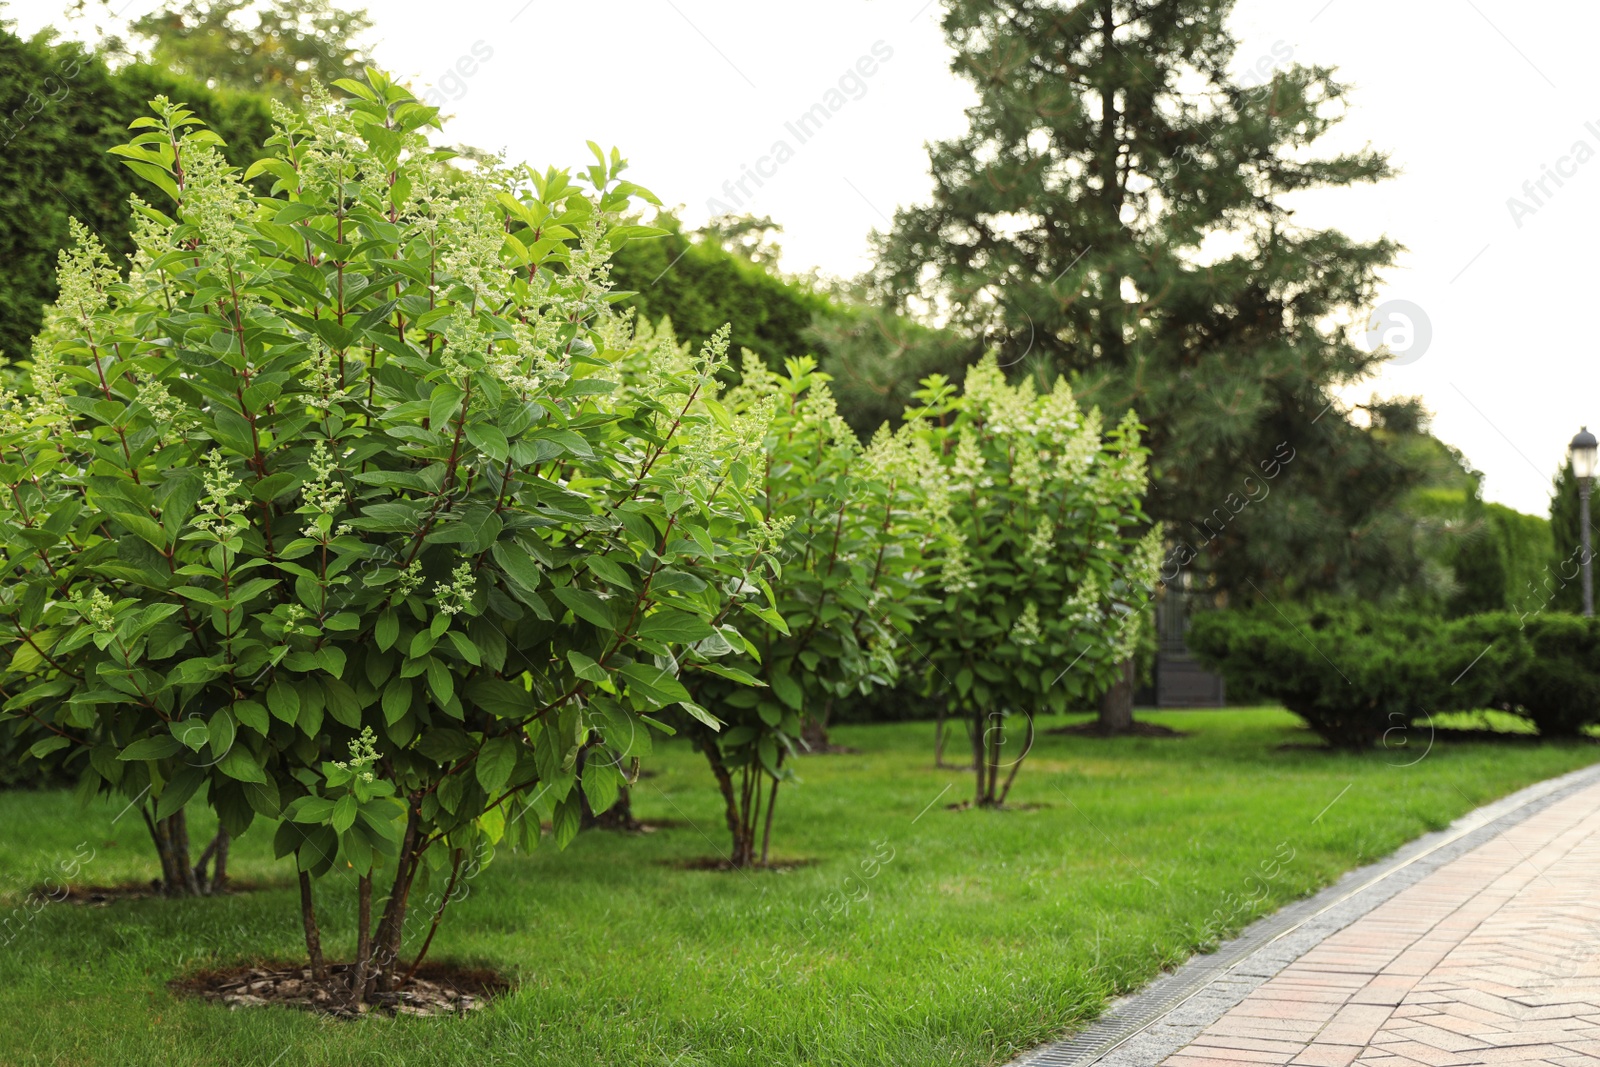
[8,0,1594,518]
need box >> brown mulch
[585,818,684,835]
[798,743,861,755]
[29,880,272,906]
[663,857,819,873]
[943,801,1051,813]
[171,960,509,1018]
[1047,720,1190,738]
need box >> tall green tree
[109,0,374,103]
[874,0,1427,604]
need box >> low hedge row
[1189,608,1600,747]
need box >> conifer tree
[874,0,1428,612]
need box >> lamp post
[1571,427,1598,617]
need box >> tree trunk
[400,847,464,988]
[759,755,783,865]
[697,728,755,867]
[800,696,834,752]
[349,874,373,1007]
[193,827,229,894]
[972,707,989,806]
[169,809,201,897]
[373,801,421,991]
[142,807,210,896]
[211,827,229,890]
[299,870,326,983]
[1096,656,1136,734]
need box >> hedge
[0,22,275,361]
[1188,606,1523,748]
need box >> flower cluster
[433,562,478,616]
[334,727,382,784]
[191,451,248,539]
[299,441,346,538]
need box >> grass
[0,707,1595,1067]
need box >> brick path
[1160,778,1600,1067]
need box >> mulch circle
[663,856,819,873]
[172,961,509,1018]
[798,744,861,756]
[943,801,1051,813]
[1046,720,1190,738]
[587,819,685,835]
[29,880,271,906]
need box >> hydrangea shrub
[0,73,775,1000]
[905,356,1161,806]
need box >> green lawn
[0,708,1594,1067]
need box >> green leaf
[581,758,621,815]
[465,677,530,718]
[233,700,268,736]
[156,765,206,820]
[465,421,510,462]
[748,603,792,636]
[119,735,183,761]
[551,793,583,849]
[382,678,412,724]
[414,728,474,763]
[492,542,544,592]
[770,672,804,712]
[208,708,238,759]
[426,657,453,707]
[678,699,722,731]
[445,630,481,665]
[690,662,765,687]
[375,609,399,652]
[243,777,281,818]
[619,662,692,708]
[267,679,301,724]
[552,586,617,631]
[567,649,608,684]
[476,736,518,794]
[317,646,347,679]
[28,736,70,759]
[585,556,634,591]
[635,607,714,644]
[429,383,464,429]
[332,794,358,834]
[290,797,337,823]
[323,677,363,728]
[216,744,267,784]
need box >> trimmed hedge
[1188,607,1524,748]
[1475,613,1600,737]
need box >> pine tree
[874,0,1428,608]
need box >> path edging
[1010,760,1600,1067]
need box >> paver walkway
[1159,776,1600,1067]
